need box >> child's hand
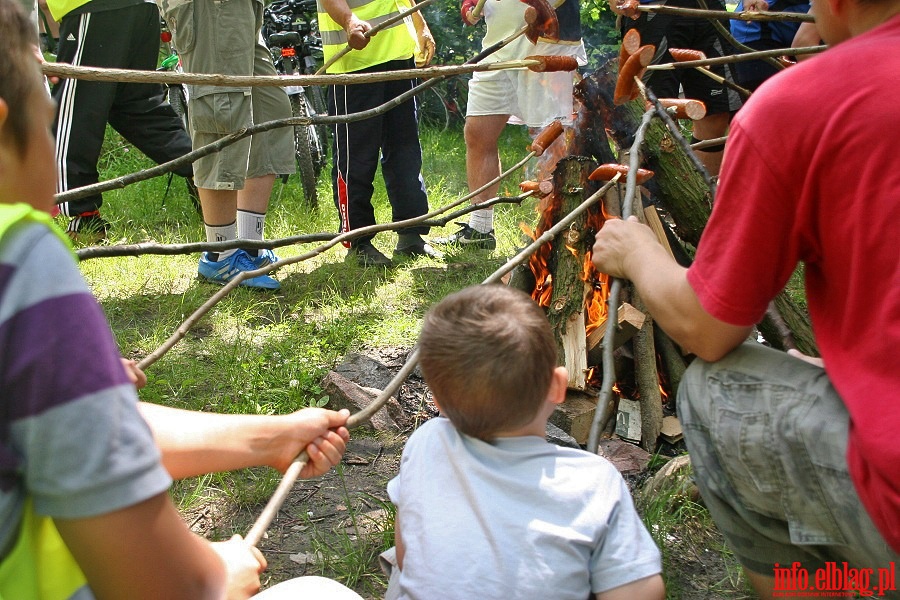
[210,535,266,599]
[120,358,147,389]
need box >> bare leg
[464,114,510,205]
[693,112,731,177]
[745,569,776,599]
[237,174,275,214]
[198,188,237,226]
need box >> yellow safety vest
[0,204,84,600]
[317,0,417,73]
[45,0,90,22]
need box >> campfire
[511,154,685,454]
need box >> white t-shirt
[387,418,662,599]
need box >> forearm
[319,0,355,29]
[56,493,227,600]
[620,239,751,361]
[138,403,285,479]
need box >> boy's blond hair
[0,0,40,154]
[417,284,558,440]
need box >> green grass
[76,121,775,597]
[75,121,537,525]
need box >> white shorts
[466,39,585,128]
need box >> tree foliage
[421,0,620,67]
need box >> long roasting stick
[43,57,555,87]
[586,108,657,455]
[647,44,825,71]
[55,56,571,205]
[135,119,563,370]
[245,175,621,547]
[637,4,813,22]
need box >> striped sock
[204,221,237,262]
[237,209,266,257]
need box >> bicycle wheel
[304,84,329,173]
[416,85,450,133]
[289,94,319,207]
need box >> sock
[237,209,266,257]
[468,208,493,234]
[204,220,237,262]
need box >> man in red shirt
[592,0,900,593]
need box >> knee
[464,121,497,155]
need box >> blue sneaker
[248,248,279,270]
[198,249,280,290]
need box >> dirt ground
[183,347,751,600]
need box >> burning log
[585,302,645,362]
[543,157,601,390]
[574,57,818,356]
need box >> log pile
[510,56,817,452]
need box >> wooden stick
[136,142,550,371]
[646,44,825,71]
[586,108,655,454]
[315,0,438,75]
[245,176,622,547]
[76,194,525,260]
[637,4,814,22]
[471,0,488,19]
[693,65,752,98]
[42,57,546,87]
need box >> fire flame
[523,187,613,338]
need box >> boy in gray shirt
[384,284,664,600]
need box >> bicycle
[158,21,189,131]
[263,0,329,206]
[415,48,469,133]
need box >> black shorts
[623,0,742,115]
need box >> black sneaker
[431,222,496,250]
[394,241,444,260]
[347,242,393,268]
[66,211,109,242]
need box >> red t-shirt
[687,16,900,552]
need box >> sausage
[618,28,642,70]
[613,44,654,105]
[526,55,579,72]
[647,98,707,120]
[669,48,707,63]
[528,120,564,156]
[588,164,654,184]
[519,180,554,197]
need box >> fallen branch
[244,175,621,547]
[76,193,525,260]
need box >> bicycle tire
[416,86,450,133]
[305,83,330,168]
[290,94,319,207]
[167,83,189,131]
